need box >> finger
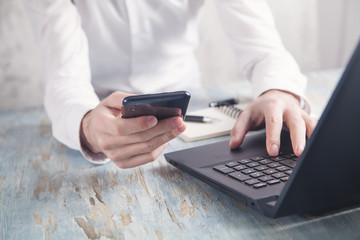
[103,116,185,149]
[230,111,251,149]
[102,91,131,109]
[102,117,186,152]
[303,113,318,138]
[127,117,185,144]
[264,106,283,156]
[106,119,186,158]
[284,110,306,156]
[101,91,133,117]
[114,143,168,169]
[102,115,158,136]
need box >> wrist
[263,89,301,106]
[80,110,100,153]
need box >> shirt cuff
[76,109,111,165]
[252,74,311,114]
[79,143,111,165]
[53,101,111,165]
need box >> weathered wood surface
[2,70,360,240]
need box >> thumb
[229,111,251,149]
[102,91,133,117]
[102,91,133,109]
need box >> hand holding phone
[81,91,188,169]
[121,91,191,120]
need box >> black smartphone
[121,91,191,120]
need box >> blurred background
[1,0,360,110]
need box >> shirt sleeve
[214,0,310,113]
[23,0,110,164]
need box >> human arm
[214,0,316,155]
[23,1,186,167]
[23,0,107,163]
[23,0,103,163]
[24,1,187,167]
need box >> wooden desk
[2,70,359,239]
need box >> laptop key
[253,182,267,189]
[283,153,296,159]
[250,156,264,161]
[280,159,297,168]
[271,156,286,161]
[259,159,273,165]
[246,162,260,168]
[213,165,235,174]
[267,162,281,168]
[281,176,290,182]
[238,159,252,165]
[259,175,274,182]
[255,165,268,171]
[250,172,265,178]
[272,172,287,179]
[285,170,293,175]
[276,166,291,172]
[267,179,281,185]
[245,179,260,186]
[233,165,247,171]
[263,169,278,175]
[225,161,240,168]
[241,168,256,175]
[229,172,251,182]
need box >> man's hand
[229,90,318,156]
[80,91,186,168]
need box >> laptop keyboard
[213,152,299,189]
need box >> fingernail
[230,135,239,148]
[229,137,235,148]
[270,144,279,156]
[175,125,186,135]
[148,117,157,127]
[297,145,305,155]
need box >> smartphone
[121,91,191,120]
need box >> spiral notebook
[180,104,248,142]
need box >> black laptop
[164,40,360,218]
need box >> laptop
[164,40,360,218]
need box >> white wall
[197,0,360,85]
[0,0,44,110]
[267,0,321,71]
[1,0,360,110]
[317,0,360,68]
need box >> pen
[185,115,219,123]
[208,98,239,107]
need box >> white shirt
[23,0,309,164]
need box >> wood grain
[1,76,360,239]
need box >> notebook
[180,103,249,142]
[165,40,360,218]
